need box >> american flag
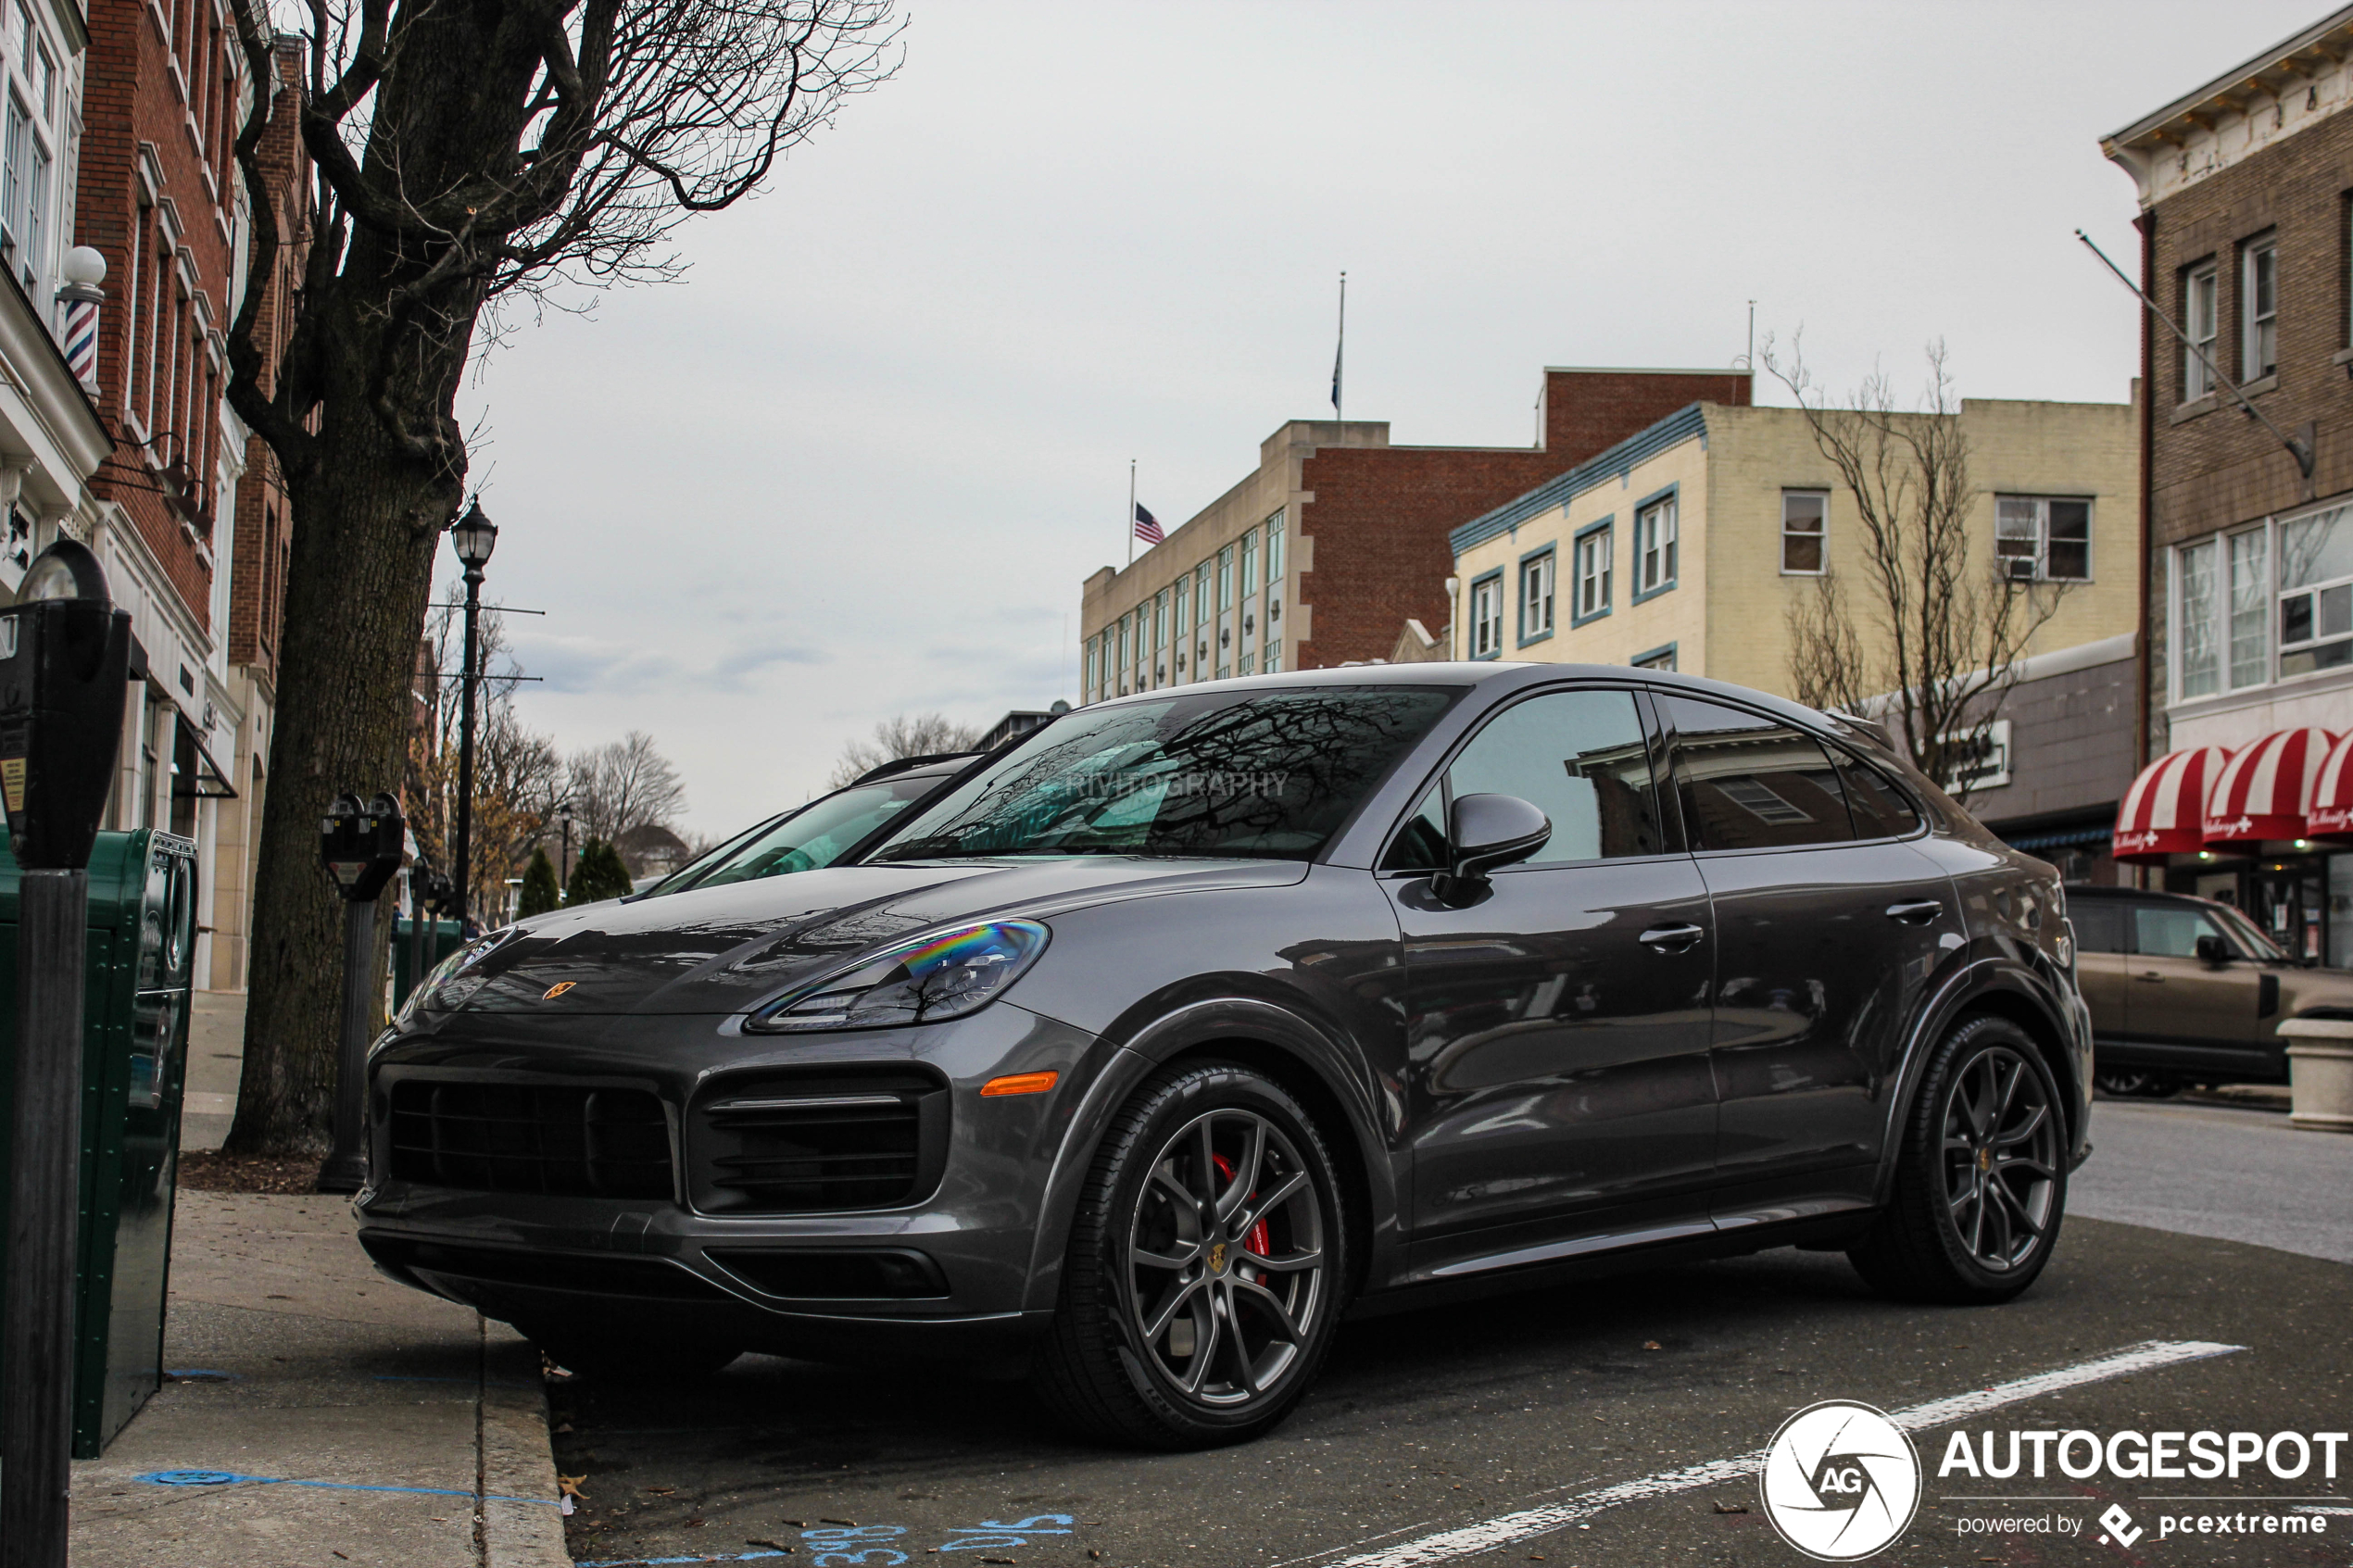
[1134,503,1164,546]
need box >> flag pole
[1126,458,1137,569]
[1333,270,1347,422]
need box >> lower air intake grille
[690,1068,948,1214]
[385,1080,673,1199]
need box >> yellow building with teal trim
[1444,395,2139,699]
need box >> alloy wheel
[1126,1107,1326,1406]
[1940,1045,2061,1272]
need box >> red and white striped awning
[2113,746,2232,862]
[2305,732,2353,842]
[2203,727,2337,847]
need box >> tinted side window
[2133,902,2222,958]
[1441,689,1664,863]
[2068,899,2124,954]
[1662,695,1854,851]
[1834,752,1921,838]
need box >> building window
[2183,259,2218,401]
[1216,544,1234,613]
[1171,577,1189,675]
[1085,635,1100,703]
[1518,550,1554,643]
[1153,590,1170,684]
[1633,494,1677,598]
[1240,529,1258,603]
[2230,526,2269,688]
[1631,643,1677,672]
[2244,233,2278,381]
[1264,639,1281,673]
[1469,573,1504,658]
[2176,538,2220,699]
[1265,509,1284,584]
[1994,496,2092,582]
[1572,523,1612,624]
[1781,491,1827,573]
[2280,502,2353,678]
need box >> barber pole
[61,298,96,391]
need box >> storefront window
[2177,538,2219,699]
[2279,503,2353,678]
[2229,528,2269,689]
[2332,856,2353,971]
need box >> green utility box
[0,824,198,1457]
[392,917,463,1010]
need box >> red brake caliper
[1211,1154,1272,1256]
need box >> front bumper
[354,999,1107,1359]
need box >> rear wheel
[1850,1016,2067,1304]
[1032,1063,1345,1449]
[2095,1067,2178,1098]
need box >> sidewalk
[69,1188,572,1568]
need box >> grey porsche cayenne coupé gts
[360,664,2090,1448]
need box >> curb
[482,1371,573,1567]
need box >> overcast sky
[455,0,2322,839]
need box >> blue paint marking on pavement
[575,1556,790,1566]
[136,1468,558,1505]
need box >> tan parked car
[2067,884,2353,1096]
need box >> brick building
[73,0,296,991]
[1078,368,1753,700]
[2103,4,2353,960]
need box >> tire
[522,1321,742,1383]
[1849,1016,2069,1305]
[1032,1061,1348,1449]
[2095,1068,2177,1098]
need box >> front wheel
[1032,1063,1347,1449]
[1850,1016,2068,1304]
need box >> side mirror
[2195,934,2233,966]
[1433,793,1551,904]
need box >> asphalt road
[550,1102,2353,1568]
[2070,1098,2353,1263]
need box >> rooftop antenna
[1733,299,1755,371]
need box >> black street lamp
[447,501,497,926]
[559,799,574,893]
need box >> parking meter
[0,540,132,871]
[318,792,404,1194]
[1,539,132,1565]
[321,793,405,902]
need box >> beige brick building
[1446,397,2139,691]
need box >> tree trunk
[225,408,458,1154]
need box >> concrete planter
[2278,1017,2353,1133]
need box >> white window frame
[2244,233,2278,382]
[1994,495,2093,583]
[1634,496,1677,596]
[1572,525,1612,621]
[2276,501,2353,682]
[1780,490,1827,575]
[2173,537,2221,701]
[1519,550,1554,642]
[2184,259,2219,401]
[1469,575,1503,659]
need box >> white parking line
[1323,1339,2245,1568]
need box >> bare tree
[1762,337,2069,801]
[829,712,980,787]
[568,730,687,842]
[223,0,901,1153]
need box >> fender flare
[1018,996,1399,1314]
[1869,957,2086,1205]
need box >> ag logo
[541,982,576,1000]
[1759,1400,1920,1561]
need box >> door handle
[2133,971,2165,983]
[1639,923,1705,953]
[1885,899,1944,925]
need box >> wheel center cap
[1208,1241,1228,1274]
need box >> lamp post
[1,539,133,1568]
[446,501,497,927]
[559,800,574,895]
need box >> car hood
[425,857,1307,1018]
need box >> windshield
[2212,901,2290,961]
[869,685,1458,863]
[648,772,950,896]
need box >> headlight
[746,920,1049,1034]
[395,925,522,1026]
